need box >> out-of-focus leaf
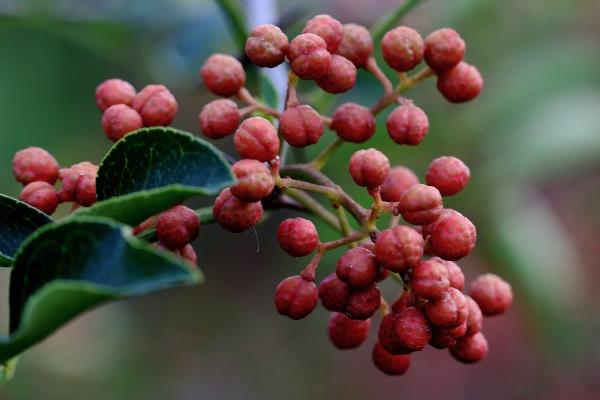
[214,0,249,53]
[259,73,279,110]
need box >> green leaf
[371,0,426,43]
[76,127,234,226]
[259,74,279,110]
[0,194,52,267]
[0,216,201,367]
[214,0,249,53]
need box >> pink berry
[437,61,483,103]
[199,99,241,139]
[274,275,318,320]
[302,14,344,53]
[348,148,390,188]
[374,226,424,273]
[95,78,136,112]
[380,166,419,203]
[19,181,58,215]
[379,307,432,354]
[156,205,200,250]
[178,244,198,267]
[58,162,98,206]
[316,54,357,93]
[132,84,178,126]
[328,312,371,350]
[449,331,488,363]
[201,54,246,97]
[397,184,443,225]
[234,117,280,162]
[425,287,469,328]
[372,342,411,375]
[331,103,375,143]
[386,104,429,145]
[231,159,275,202]
[336,247,378,290]
[287,33,332,80]
[426,156,470,196]
[410,258,451,300]
[469,273,513,316]
[345,285,381,320]
[336,23,373,68]
[279,105,324,147]
[212,188,263,233]
[381,26,424,71]
[465,295,483,336]
[277,217,319,257]
[245,24,288,68]
[430,210,476,260]
[318,273,351,312]
[101,104,143,141]
[424,28,465,72]
[12,147,60,185]
[430,323,467,349]
[434,257,465,290]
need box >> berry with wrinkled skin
[381,26,424,71]
[424,28,465,72]
[318,273,350,312]
[378,307,432,354]
[132,84,178,126]
[316,54,357,93]
[287,33,332,80]
[450,331,488,363]
[277,217,319,257]
[435,258,465,290]
[212,188,263,233]
[275,275,318,320]
[336,247,378,290]
[156,205,200,250]
[397,184,443,225]
[469,273,513,316]
[178,244,198,266]
[199,99,240,139]
[465,296,483,336]
[372,342,411,375]
[231,159,275,202]
[426,156,470,196]
[348,148,390,188]
[375,226,424,273]
[421,208,459,238]
[19,181,58,215]
[245,24,288,67]
[380,166,419,202]
[337,23,373,68]
[302,14,344,53]
[386,104,429,145]
[95,78,136,111]
[430,322,468,349]
[201,54,246,97]
[430,210,476,260]
[328,312,371,350]
[101,104,143,141]
[410,258,450,300]
[437,61,483,103]
[12,147,60,185]
[279,105,324,147]
[234,117,280,162]
[425,287,469,328]
[346,285,380,320]
[58,162,98,206]
[331,103,376,143]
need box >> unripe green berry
[231,159,275,202]
[336,23,373,68]
[331,103,375,143]
[234,117,280,162]
[397,184,443,225]
[287,33,332,80]
[277,217,319,257]
[19,181,58,215]
[424,28,465,72]
[245,24,289,68]
[212,188,263,233]
[380,166,419,202]
[381,26,424,71]
[201,54,246,97]
[199,99,241,139]
[302,14,344,53]
[386,104,429,145]
[12,147,60,185]
[348,148,390,188]
[132,84,178,126]
[95,78,136,112]
[437,61,483,103]
[101,104,143,141]
[279,105,324,147]
[316,54,357,94]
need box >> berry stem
[366,57,393,95]
[370,66,435,115]
[310,138,344,170]
[237,87,281,117]
[389,214,401,228]
[283,188,342,232]
[285,71,299,109]
[333,204,357,248]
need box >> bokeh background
[0,0,599,399]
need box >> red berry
[58,162,98,206]
[386,104,429,145]
[212,188,263,233]
[430,210,476,260]
[331,103,375,143]
[374,226,423,273]
[178,244,198,267]
[101,104,143,141]
[199,99,241,139]
[274,275,318,320]
[410,258,450,300]
[469,273,513,316]
[234,117,280,162]
[381,26,424,71]
[156,205,200,250]
[336,247,378,290]
[426,156,470,196]
[201,54,246,97]
[279,105,324,147]
[336,23,373,68]
[95,78,136,112]
[348,148,390,188]
[465,296,483,336]
[430,322,467,349]
[372,342,411,375]
[318,273,351,312]
[391,290,417,313]
[397,184,443,225]
[316,54,357,93]
[434,258,465,290]
[346,285,380,320]
[245,24,288,68]
[424,28,465,72]
[12,147,60,185]
[302,14,344,53]
[328,312,371,350]
[277,217,319,257]
[132,84,178,126]
[378,307,431,354]
[287,33,332,80]
[449,331,488,363]
[437,61,483,103]
[425,287,469,328]
[231,159,275,202]
[19,181,58,215]
[380,166,419,202]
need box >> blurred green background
[0,0,599,399]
